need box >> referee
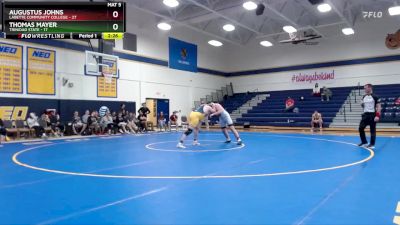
[358,83,381,149]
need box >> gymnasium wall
[0,36,227,118]
[2,13,400,118]
[226,17,400,92]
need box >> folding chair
[15,120,31,139]
[181,116,189,130]
[3,120,19,139]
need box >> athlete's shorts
[219,110,233,128]
[189,111,205,127]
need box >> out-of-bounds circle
[12,134,374,179]
[145,140,245,152]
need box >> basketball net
[102,72,113,84]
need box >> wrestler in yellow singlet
[177,104,214,149]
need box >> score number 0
[112,11,119,30]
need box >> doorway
[145,98,170,126]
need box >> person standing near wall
[138,103,151,117]
[358,83,381,149]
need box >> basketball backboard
[85,51,119,78]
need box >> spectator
[321,86,332,102]
[395,97,400,106]
[120,103,127,116]
[138,111,148,132]
[49,111,64,136]
[285,97,295,112]
[312,83,320,96]
[100,111,116,134]
[127,112,139,133]
[158,111,167,131]
[56,113,65,135]
[27,112,46,138]
[116,112,129,134]
[122,111,133,133]
[111,111,118,129]
[40,112,50,126]
[72,111,83,135]
[0,119,6,144]
[311,110,323,131]
[41,112,57,137]
[169,111,178,128]
[81,110,90,135]
[94,111,101,127]
[138,103,151,118]
[88,111,101,135]
[49,111,65,137]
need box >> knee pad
[184,129,193,136]
[221,126,226,129]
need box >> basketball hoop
[102,72,114,84]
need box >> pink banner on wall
[291,70,335,84]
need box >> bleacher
[220,93,257,113]
[374,84,400,123]
[235,87,354,127]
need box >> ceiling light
[223,24,235,32]
[260,41,273,47]
[342,27,354,35]
[317,3,332,13]
[157,22,171,31]
[283,25,297,33]
[208,40,223,47]
[243,1,257,10]
[163,0,179,8]
[388,6,400,16]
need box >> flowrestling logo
[291,70,335,83]
[362,11,383,19]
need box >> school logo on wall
[180,48,187,60]
[0,45,17,54]
[169,37,197,72]
[0,106,28,120]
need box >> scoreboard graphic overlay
[2,2,126,39]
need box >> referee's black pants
[359,112,377,145]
